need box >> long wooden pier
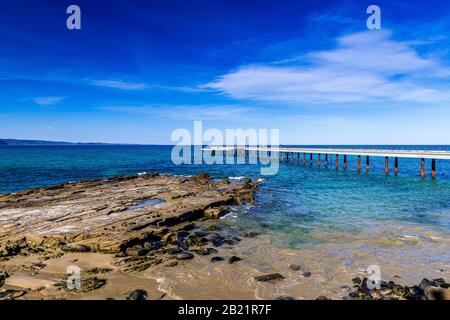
[204,146,450,178]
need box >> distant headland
[0,139,111,146]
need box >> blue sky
[1,0,450,144]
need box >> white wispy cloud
[99,104,254,120]
[90,79,148,91]
[203,30,450,104]
[33,96,65,106]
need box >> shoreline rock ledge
[0,173,258,257]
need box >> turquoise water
[1,145,450,248]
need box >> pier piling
[366,156,370,172]
[421,158,425,178]
[432,159,436,178]
[335,154,339,170]
[325,154,328,166]
[343,155,347,170]
[385,157,389,175]
[318,154,321,167]
[357,155,361,173]
[394,157,399,175]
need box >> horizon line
[1,138,450,147]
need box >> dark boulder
[211,256,225,262]
[180,223,196,231]
[254,273,285,282]
[419,278,436,290]
[126,289,148,300]
[228,256,242,264]
[175,252,194,260]
[289,264,302,271]
[0,271,9,287]
[275,296,295,300]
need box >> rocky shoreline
[0,172,259,300]
[345,276,450,300]
[0,172,448,300]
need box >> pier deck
[203,146,450,177]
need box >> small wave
[137,172,147,176]
[397,234,420,243]
[244,204,254,211]
[229,176,246,180]
[221,203,254,220]
[220,211,239,220]
[229,204,253,212]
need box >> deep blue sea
[1,145,450,250]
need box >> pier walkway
[204,146,450,178]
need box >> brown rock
[289,264,302,271]
[424,287,450,300]
[254,273,285,282]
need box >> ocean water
[1,144,450,251]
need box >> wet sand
[2,218,448,300]
[142,221,449,300]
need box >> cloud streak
[33,96,65,105]
[90,79,148,91]
[99,104,255,121]
[204,30,450,104]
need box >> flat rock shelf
[0,173,258,300]
[0,173,257,252]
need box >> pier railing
[203,146,450,178]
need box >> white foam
[220,212,239,220]
[229,176,245,180]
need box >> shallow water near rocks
[126,198,166,211]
